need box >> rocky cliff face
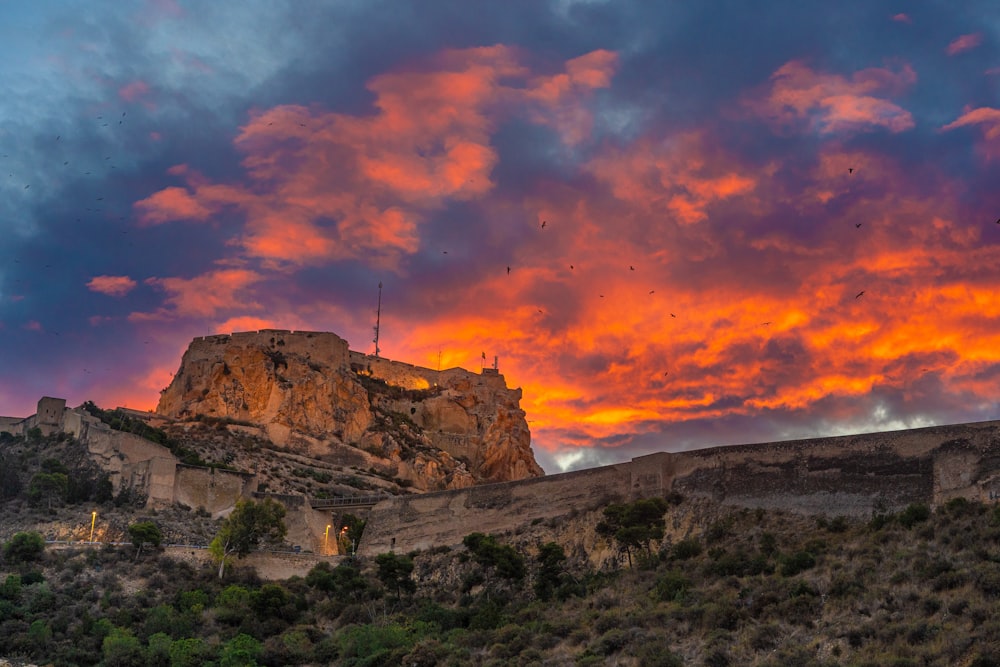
[156,331,543,490]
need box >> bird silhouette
[442,251,448,254]
[629,266,635,271]
[855,223,862,228]
[649,290,655,294]
[995,218,999,224]
[506,266,510,275]
[569,265,574,270]
[599,294,604,298]
[855,291,865,299]
[848,167,854,174]
[540,220,547,228]
[670,313,676,318]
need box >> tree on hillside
[210,498,286,579]
[463,532,526,597]
[596,497,670,567]
[127,521,163,561]
[0,454,22,500]
[375,551,416,602]
[3,531,45,564]
[27,472,68,510]
[534,542,568,601]
[338,513,366,554]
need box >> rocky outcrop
[156,330,543,490]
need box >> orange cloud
[134,46,618,266]
[134,269,262,319]
[747,60,916,134]
[946,33,982,56]
[586,131,755,225]
[87,275,137,297]
[135,185,214,224]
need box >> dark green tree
[102,627,145,667]
[463,532,526,595]
[375,551,416,601]
[534,542,567,601]
[306,560,375,599]
[127,521,163,560]
[27,472,68,509]
[338,513,367,554]
[596,497,669,567]
[3,531,45,564]
[0,455,21,500]
[210,498,287,578]
[219,632,263,667]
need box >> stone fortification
[156,330,543,488]
[0,398,254,518]
[359,419,1000,556]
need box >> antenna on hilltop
[373,281,382,357]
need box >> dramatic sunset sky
[2,1,999,473]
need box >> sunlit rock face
[157,330,543,489]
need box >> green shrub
[652,570,690,602]
[779,551,816,577]
[671,538,702,560]
[3,531,45,564]
[899,503,931,529]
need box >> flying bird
[995,218,999,224]
[855,291,865,299]
[506,266,510,275]
[649,290,655,294]
[540,220,546,228]
[629,266,635,271]
[848,168,854,174]
[569,265,574,269]
[442,251,448,254]
[855,223,862,228]
[670,313,676,318]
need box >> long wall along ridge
[358,419,1000,556]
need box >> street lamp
[90,511,97,544]
[324,525,331,554]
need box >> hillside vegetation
[3,449,1000,667]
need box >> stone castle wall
[347,350,509,391]
[359,419,1000,555]
[173,465,258,518]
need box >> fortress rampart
[358,419,1000,555]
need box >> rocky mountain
[156,330,543,491]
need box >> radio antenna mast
[373,281,382,357]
